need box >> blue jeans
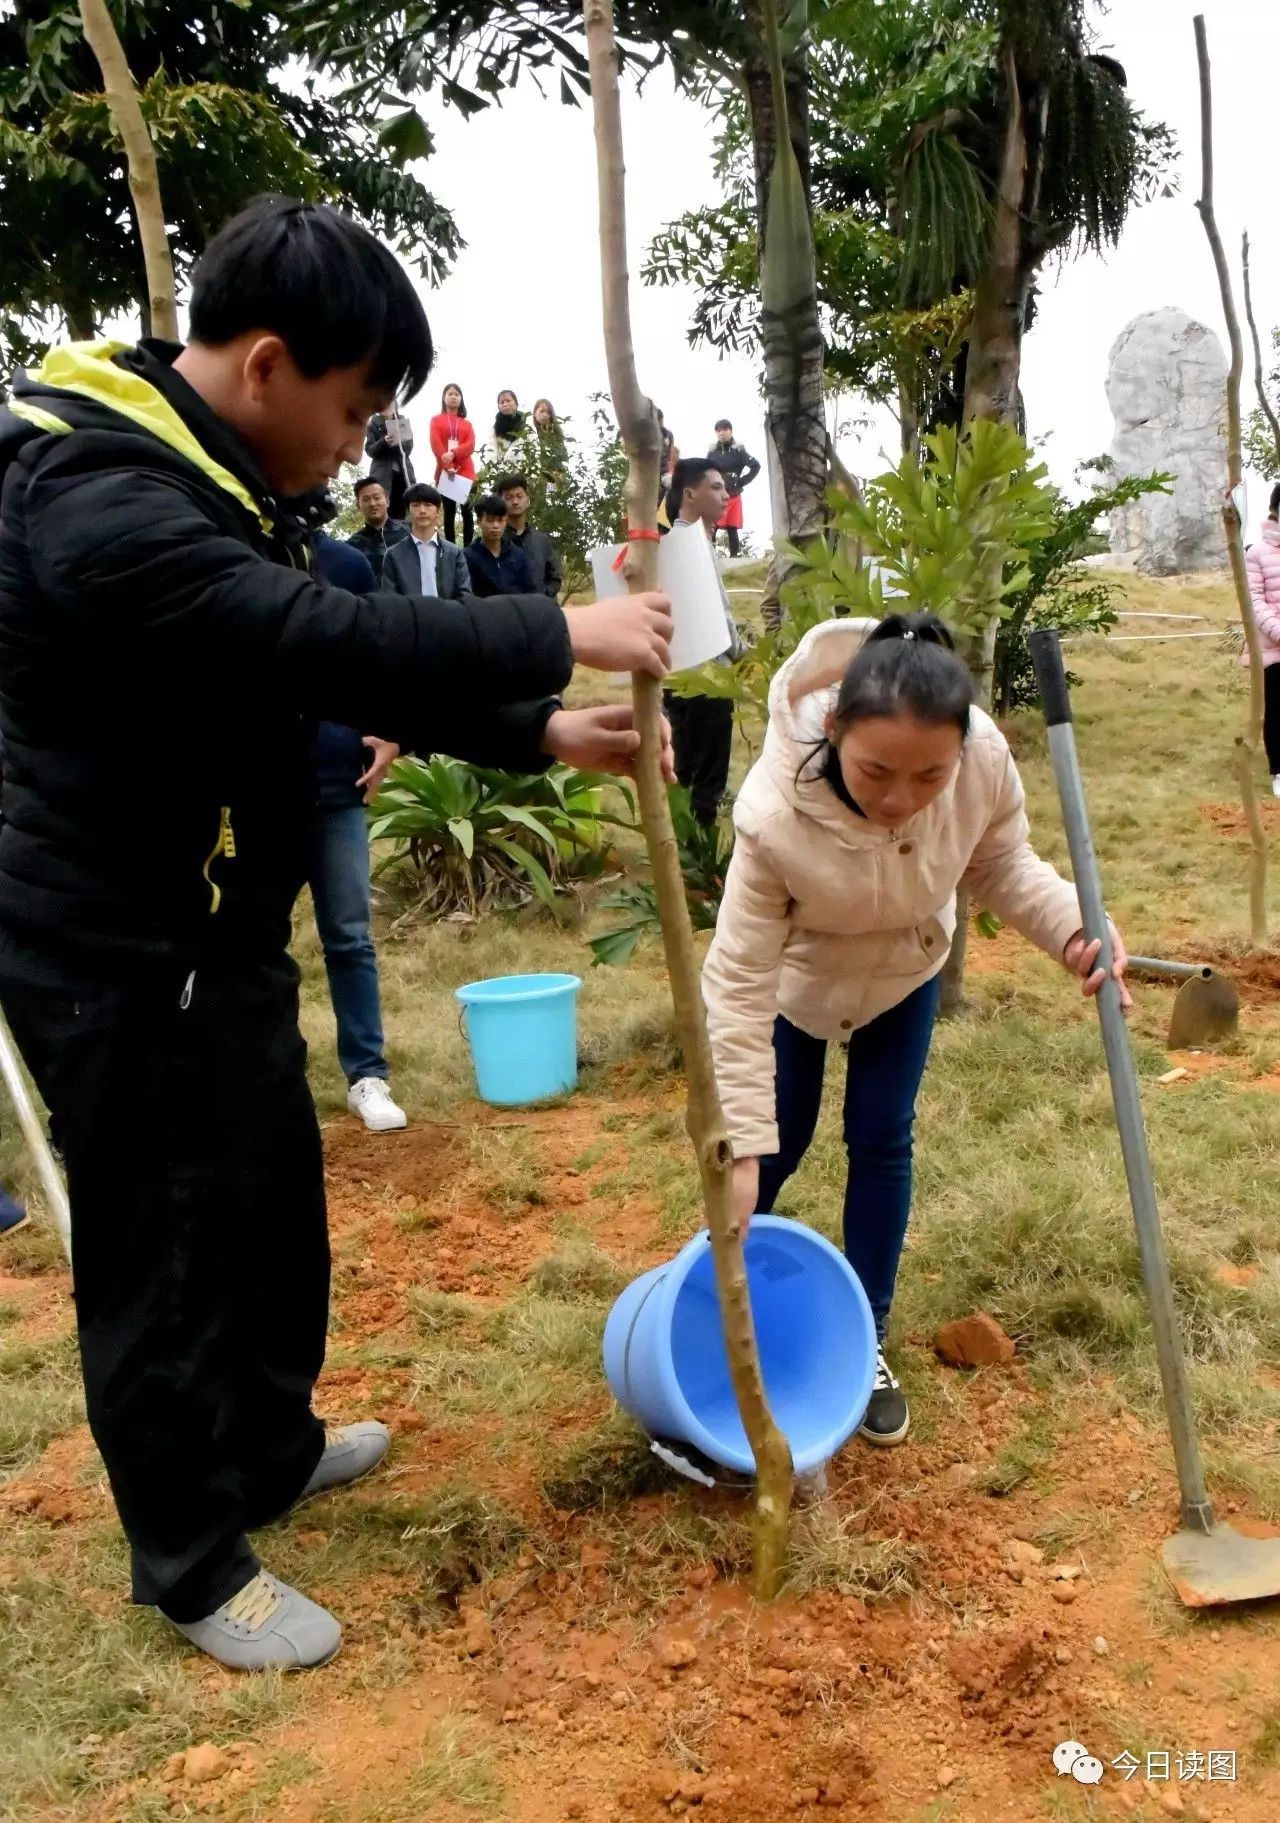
[308,807,388,1084]
[756,976,942,1340]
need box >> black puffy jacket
[0,340,571,966]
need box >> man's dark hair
[404,482,443,509]
[715,418,733,431]
[476,493,508,519]
[353,475,384,499]
[671,457,720,514]
[188,197,433,402]
[496,473,528,495]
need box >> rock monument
[1107,307,1228,575]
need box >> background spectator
[493,389,527,449]
[664,457,742,824]
[708,418,761,558]
[429,382,476,546]
[468,494,536,598]
[297,493,407,1135]
[385,483,473,602]
[347,477,410,584]
[363,405,415,518]
[532,397,567,488]
[498,472,561,600]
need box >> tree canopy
[0,0,462,368]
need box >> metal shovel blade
[1162,1519,1280,1607]
[1127,956,1241,1049]
[1165,972,1240,1049]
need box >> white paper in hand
[436,470,473,505]
[587,534,731,678]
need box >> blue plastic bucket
[455,972,582,1107]
[602,1215,877,1477]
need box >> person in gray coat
[364,406,416,517]
[383,484,472,602]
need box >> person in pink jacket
[702,613,1130,1449]
[1246,481,1280,795]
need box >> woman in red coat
[429,382,476,546]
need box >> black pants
[665,690,734,825]
[0,943,328,1622]
[443,499,474,547]
[1266,665,1280,775]
[723,527,741,558]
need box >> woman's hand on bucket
[1063,923,1132,1009]
[731,1157,759,1237]
[566,593,673,679]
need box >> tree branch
[1243,230,1280,470]
[1194,14,1267,944]
[77,0,178,341]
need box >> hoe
[1032,630,1280,1608]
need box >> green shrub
[369,756,631,917]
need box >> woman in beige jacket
[702,612,1129,1446]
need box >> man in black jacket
[497,473,562,600]
[0,198,672,1673]
[346,475,410,583]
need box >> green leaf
[377,106,433,162]
[447,817,475,859]
[489,835,557,908]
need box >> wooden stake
[1243,231,1280,471]
[582,0,794,1599]
[1194,14,1268,946]
[78,0,178,342]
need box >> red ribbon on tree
[612,527,662,571]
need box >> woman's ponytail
[833,611,972,736]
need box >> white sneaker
[346,1078,407,1132]
[1272,775,1280,799]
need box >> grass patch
[0,1332,83,1476]
[784,1510,921,1602]
[0,1522,297,1822]
[540,1415,673,1510]
[527,1233,630,1302]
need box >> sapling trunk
[582,0,794,1599]
[1194,15,1268,946]
[78,0,179,343]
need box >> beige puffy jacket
[702,619,1083,1157]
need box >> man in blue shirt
[468,494,536,599]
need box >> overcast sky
[407,0,1279,547]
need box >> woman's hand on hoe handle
[1063,923,1132,1010]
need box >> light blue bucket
[454,972,582,1107]
[602,1215,877,1477]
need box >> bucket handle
[457,1005,468,1042]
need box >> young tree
[584,0,794,1599]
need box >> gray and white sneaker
[858,1346,910,1447]
[297,1421,390,1507]
[170,1571,341,1670]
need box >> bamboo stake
[1243,231,1280,470]
[78,0,179,342]
[1194,15,1268,946]
[582,0,794,1599]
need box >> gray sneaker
[170,1571,341,1670]
[297,1421,390,1506]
